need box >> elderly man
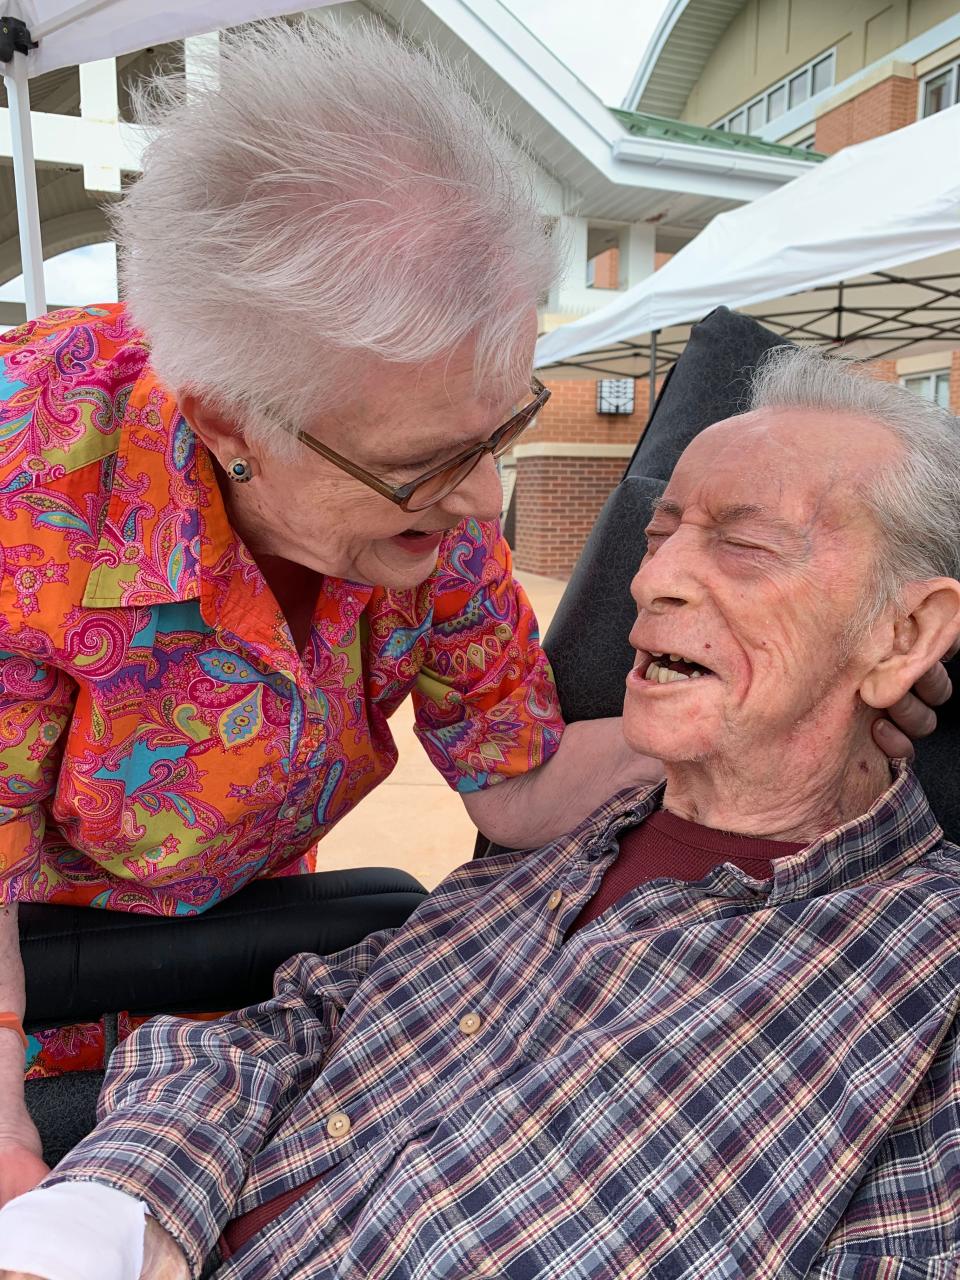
[2,348,959,1280]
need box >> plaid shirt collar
[572,758,941,907]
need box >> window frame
[900,369,951,409]
[919,60,959,118]
[713,48,836,135]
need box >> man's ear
[860,579,960,710]
[177,392,252,471]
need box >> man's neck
[660,721,892,844]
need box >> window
[747,98,766,131]
[713,49,835,135]
[795,134,817,151]
[902,370,951,408]
[811,55,833,96]
[921,62,959,117]
[788,71,810,109]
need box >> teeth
[690,670,702,678]
[650,651,664,658]
[658,666,672,684]
[669,653,681,662]
[646,662,660,681]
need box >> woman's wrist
[0,1016,27,1051]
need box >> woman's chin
[361,535,445,587]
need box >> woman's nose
[439,453,503,523]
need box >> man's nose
[630,532,702,614]
[438,452,503,523]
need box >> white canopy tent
[0,0,338,318]
[535,104,960,377]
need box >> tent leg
[649,328,659,388]
[5,50,46,319]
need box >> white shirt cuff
[0,1180,147,1280]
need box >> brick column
[511,376,652,578]
[513,446,633,578]
[950,351,960,415]
[815,75,917,154]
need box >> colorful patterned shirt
[0,305,562,914]
[49,763,960,1278]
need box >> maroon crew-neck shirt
[569,808,805,934]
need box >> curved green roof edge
[611,108,826,162]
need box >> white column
[555,215,594,315]
[79,58,120,192]
[4,50,45,318]
[620,221,655,289]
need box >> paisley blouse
[0,305,563,916]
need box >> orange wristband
[0,1012,28,1050]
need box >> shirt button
[459,1012,482,1036]
[282,804,297,820]
[326,1111,351,1138]
[547,889,563,910]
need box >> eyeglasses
[295,377,550,513]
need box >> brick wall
[591,246,620,289]
[815,76,917,154]
[532,377,650,445]
[514,455,628,578]
[862,359,899,383]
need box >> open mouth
[391,529,445,554]
[639,650,716,684]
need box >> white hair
[111,19,559,451]
[749,346,960,622]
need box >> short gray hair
[749,345,960,618]
[112,19,558,451]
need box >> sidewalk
[315,571,566,889]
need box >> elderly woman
[0,18,655,1201]
[0,349,957,1280]
[0,19,946,1210]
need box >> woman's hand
[873,639,957,759]
[139,1219,190,1280]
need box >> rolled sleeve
[0,647,76,902]
[413,520,563,793]
[45,933,398,1273]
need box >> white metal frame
[3,50,45,317]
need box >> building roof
[0,0,818,309]
[621,0,748,117]
[611,109,824,161]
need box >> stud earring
[227,457,254,483]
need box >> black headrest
[543,476,664,723]
[626,305,793,482]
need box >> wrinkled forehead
[663,409,898,529]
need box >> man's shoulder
[915,835,960,889]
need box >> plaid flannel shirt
[50,762,960,1279]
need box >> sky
[0,0,670,308]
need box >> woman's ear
[176,392,251,470]
[860,579,960,709]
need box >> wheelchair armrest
[20,868,427,1029]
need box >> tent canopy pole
[3,43,45,318]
